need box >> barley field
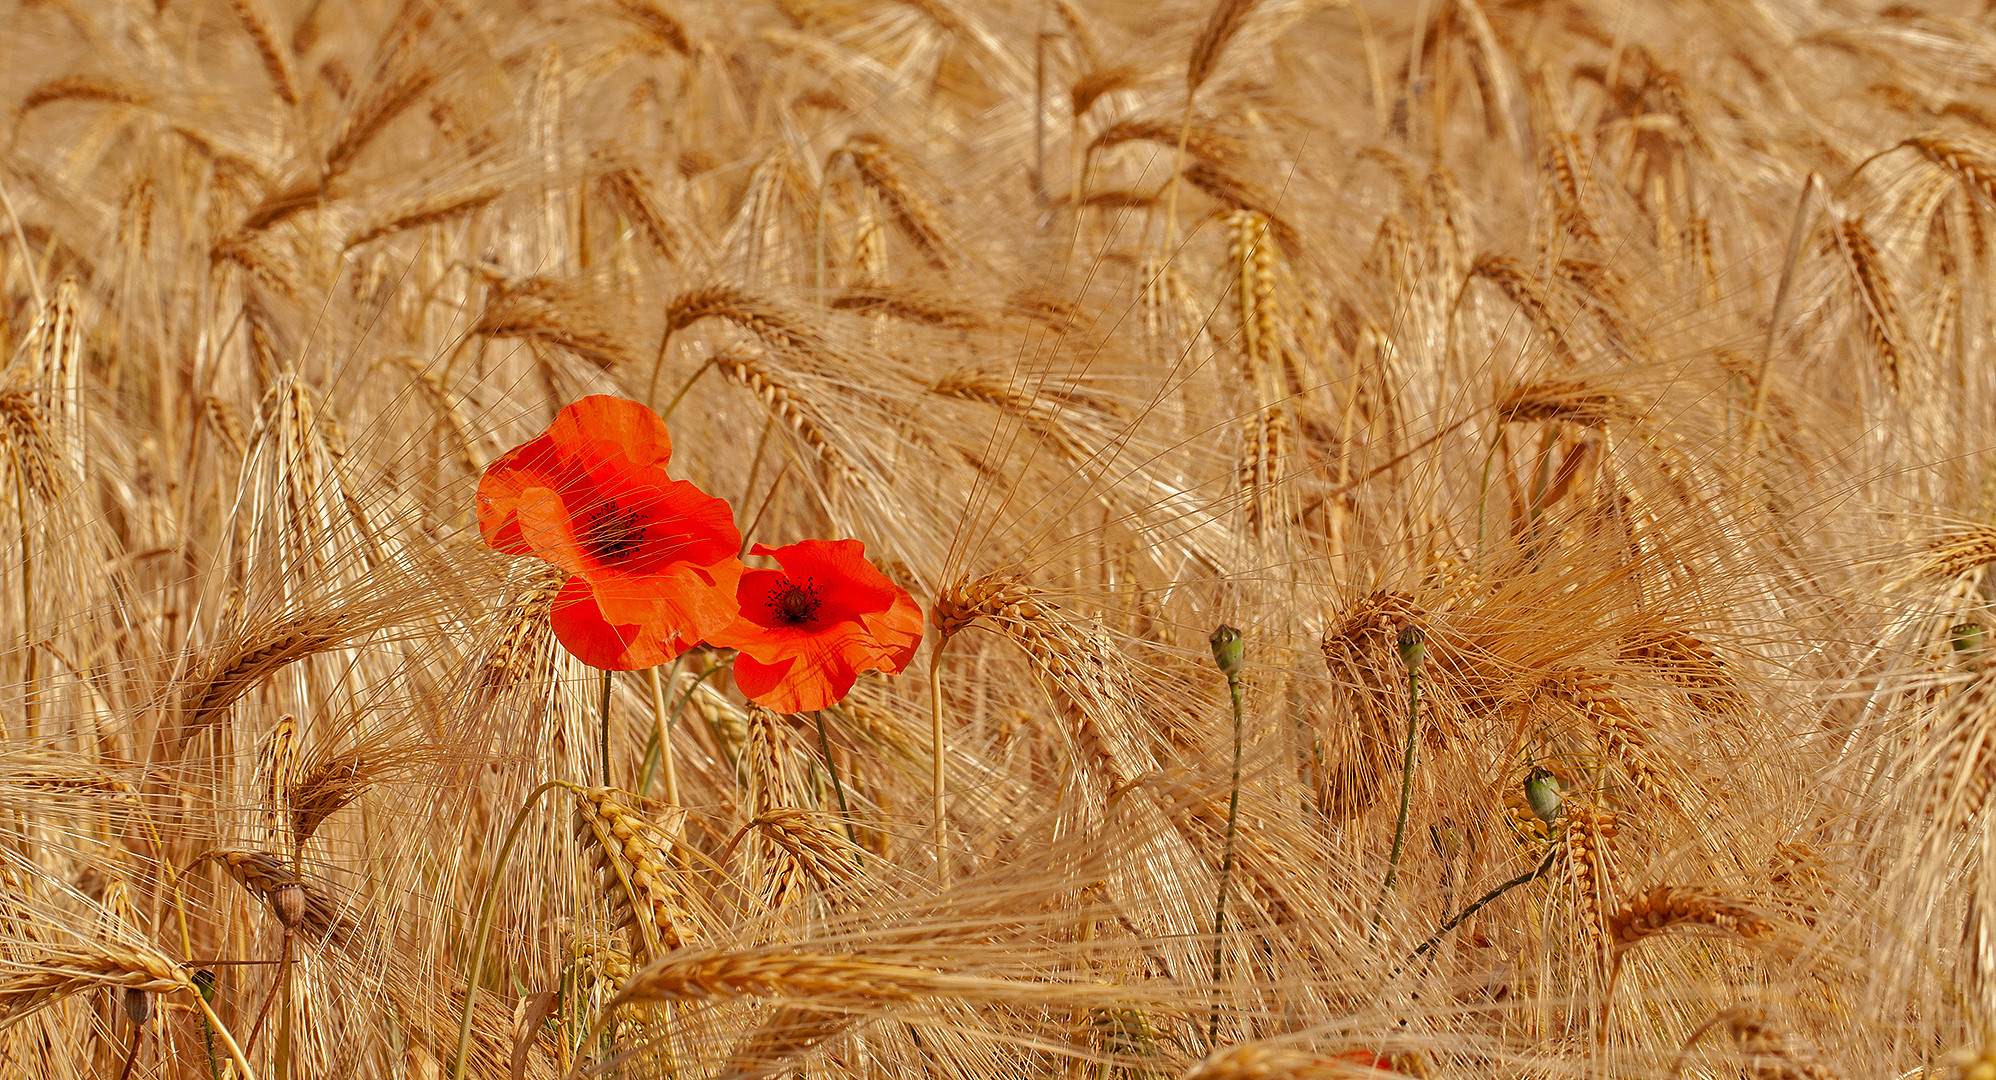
[4,0,1996,1076]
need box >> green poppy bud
[1954,623,1985,656]
[1209,624,1244,679]
[192,968,217,1003]
[1524,767,1562,825]
[1397,624,1426,672]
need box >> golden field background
[2,0,1995,1076]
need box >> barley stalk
[708,346,861,489]
[344,184,502,250]
[229,0,299,107]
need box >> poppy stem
[813,710,862,862]
[1403,843,1561,968]
[193,969,220,1080]
[190,992,260,1080]
[928,636,948,885]
[1370,628,1426,940]
[1205,626,1245,1047]
[275,933,295,1080]
[117,1016,144,1080]
[599,668,613,789]
[453,780,573,1080]
[656,356,714,424]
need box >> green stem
[195,970,220,1080]
[1206,672,1245,1047]
[656,356,714,425]
[191,993,261,1080]
[1403,844,1561,967]
[452,780,572,1080]
[638,662,729,795]
[1371,660,1422,935]
[814,710,862,859]
[599,669,613,789]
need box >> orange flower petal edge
[478,395,680,557]
[477,396,746,666]
[710,538,923,713]
[549,575,675,671]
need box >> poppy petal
[716,568,799,634]
[514,486,597,575]
[717,538,920,711]
[729,652,792,704]
[476,433,574,556]
[574,474,741,581]
[859,589,925,675]
[549,576,676,670]
[733,647,857,714]
[591,557,745,648]
[546,395,672,470]
[756,539,898,621]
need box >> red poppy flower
[477,395,743,669]
[710,539,923,713]
[1331,1050,1397,1073]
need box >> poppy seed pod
[1524,767,1562,825]
[1396,624,1426,672]
[122,987,153,1026]
[1209,624,1244,679]
[271,881,307,931]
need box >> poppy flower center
[768,579,821,626]
[584,498,648,563]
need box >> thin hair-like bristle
[1905,133,1996,207]
[1495,379,1622,426]
[1071,66,1141,118]
[475,276,634,371]
[709,346,861,488]
[833,286,984,329]
[612,0,691,55]
[838,134,955,269]
[0,944,191,1030]
[1089,118,1240,170]
[1473,255,1579,367]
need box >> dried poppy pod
[270,881,307,931]
[122,986,152,1025]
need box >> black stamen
[769,579,821,625]
[585,497,648,562]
